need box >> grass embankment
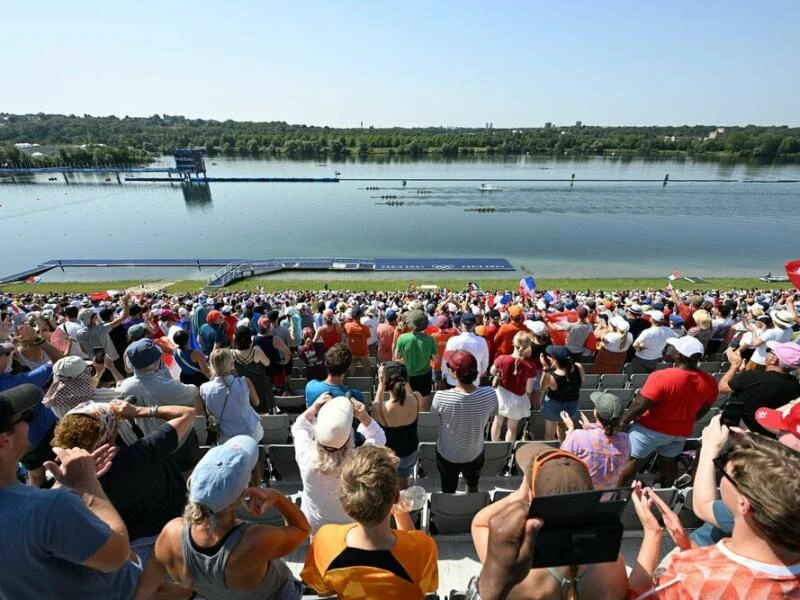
[2,277,793,295]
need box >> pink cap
[766,341,800,369]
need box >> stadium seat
[602,388,635,405]
[677,487,706,529]
[580,373,601,389]
[707,352,725,362]
[236,503,286,527]
[346,377,374,392]
[483,441,512,476]
[654,362,671,371]
[699,361,722,374]
[289,377,307,391]
[527,411,545,439]
[599,373,627,389]
[711,372,723,383]
[260,414,291,444]
[578,389,596,409]
[266,444,301,483]
[622,362,633,376]
[581,363,593,374]
[492,489,514,502]
[720,361,731,372]
[449,592,467,600]
[621,487,680,531]
[415,442,439,481]
[429,492,490,535]
[417,411,440,443]
[627,373,649,390]
[274,395,307,414]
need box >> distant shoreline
[2,276,793,294]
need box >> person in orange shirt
[430,316,455,391]
[344,307,371,376]
[376,310,398,364]
[482,309,501,365]
[493,305,528,358]
[302,445,438,600]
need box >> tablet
[528,487,632,568]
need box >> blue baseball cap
[545,344,572,363]
[125,338,161,369]
[189,436,259,513]
[460,312,476,325]
[385,309,397,322]
[669,314,685,326]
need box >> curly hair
[338,445,400,526]
[726,432,800,552]
[51,414,102,451]
[324,343,352,377]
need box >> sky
[3,1,797,127]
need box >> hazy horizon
[4,1,798,127]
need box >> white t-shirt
[602,332,633,353]
[634,326,678,361]
[441,332,490,386]
[360,316,379,345]
[750,327,792,365]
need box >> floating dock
[0,257,515,287]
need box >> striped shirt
[431,386,497,463]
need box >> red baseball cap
[442,349,477,376]
[754,403,800,438]
[206,310,223,324]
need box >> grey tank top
[181,522,299,600]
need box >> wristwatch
[466,576,482,600]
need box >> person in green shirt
[394,310,438,409]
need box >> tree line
[1,113,798,165]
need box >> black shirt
[626,317,649,360]
[729,370,800,436]
[100,423,186,540]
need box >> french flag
[498,292,512,306]
[668,271,681,281]
[543,290,560,304]
[519,276,536,296]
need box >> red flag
[786,259,800,290]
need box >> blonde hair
[313,436,355,474]
[338,445,400,526]
[182,497,241,532]
[726,433,800,551]
[511,331,532,375]
[209,348,235,380]
[692,309,712,330]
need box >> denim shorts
[628,423,687,459]
[397,450,419,478]
[540,395,579,423]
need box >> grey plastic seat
[415,442,439,481]
[600,373,627,389]
[578,388,596,409]
[580,373,601,389]
[483,441,512,476]
[260,414,291,444]
[527,411,545,439]
[417,411,440,443]
[266,444,301,483]
[602,388,635,405]
[699,361,722,374]
[429,492,490,534]
[677,487,706,529]
[628,373,649,390]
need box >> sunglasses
[713,452,739,491]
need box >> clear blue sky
[4,1,797,127]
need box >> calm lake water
[1,156,799,281]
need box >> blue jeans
[541,395,579,423]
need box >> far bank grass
[2,277,793,295]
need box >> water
[1,156,799,281]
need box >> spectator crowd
[0,282,799,599]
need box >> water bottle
[396,485,427,512]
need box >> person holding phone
[717,340,800,437]
[470,443,628,599]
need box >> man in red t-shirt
[482,309,501,364]
[344,307,371,376]
[618,335,717,486]
[375,310,397,364]
[493,305,527,358]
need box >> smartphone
[93,347,105,364]
[721,401,745,427]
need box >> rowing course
[0,257,514,285]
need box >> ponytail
[391,380,407,405]
[598,415,620,438]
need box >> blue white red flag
[668,271,681,281]
[498,292,512,306]
[543,290,560,303]
[518,276,536,296]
